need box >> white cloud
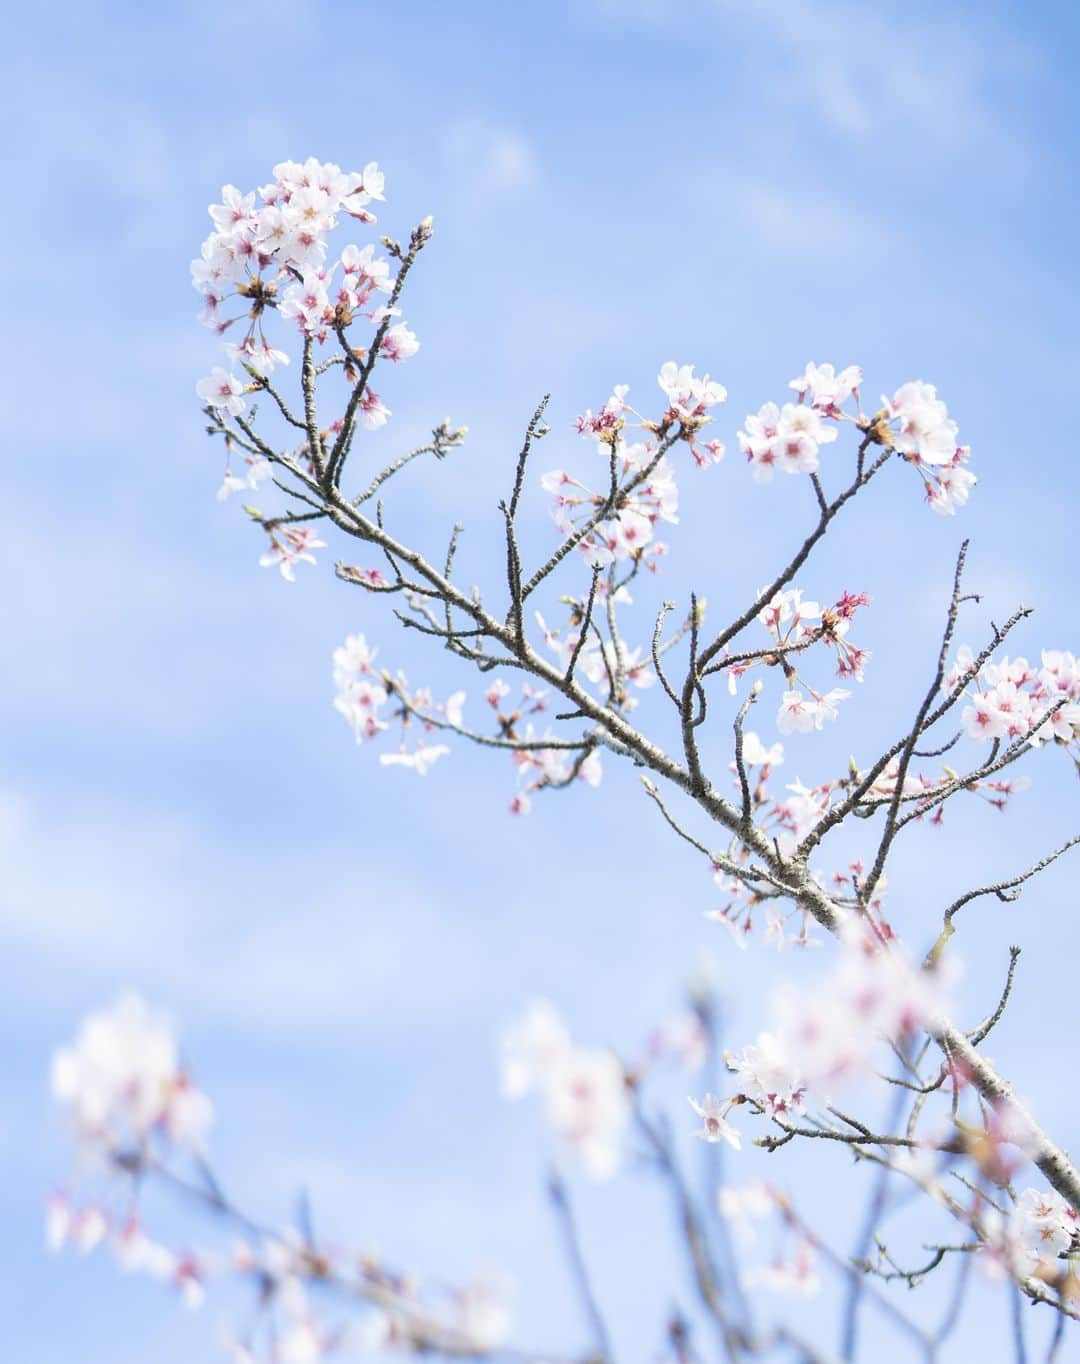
[0,783,550,1038]
[442,117,535,192]
[715,0,1035,163]
[735,181,896,258]
[594,0,1035,166]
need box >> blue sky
[3,0,1079,1358]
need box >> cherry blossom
[874,380,977,514]
[259,527,327,581]
[501,1002,630,1178]
[717,1181,778,1241]
[379,743,449,775]
[196,368,247,417]
[657,362,727,425]
[726,1033,806,1119]
[1011,1186,1078,1266]
[886,381,958,466]
[776,688,850,734]
[455,1275,513,1351]
[738,400,837,482]
[687,1093,742,1149]
[379,322,420,362]
[949,646,1080,751]
[217,455,271,501]
[788,361,862,416]
[741,732,784,767]
[51,995,213,1154]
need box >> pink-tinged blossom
[717,1181,778,1241]
[926,454,976,516]
[1011,1187,1078,1266]
[334,675,389,744]
[738,401,781,482]
[217,455,272,501]
[340,242,393,295]
[727,1033,806,1119]
[546,1049,629,1179]
[196,368,247,417]
[74,1204,109,1253]
[705,906,753,951]
[501,1002,630,1178]
[541,439,678,574]
[887,381,959,467]
[950,645,1080,749]
[879,380,977,513]
[764,904,823,951]
[758,587,821,640]
[279,270,331,335]
[739,402,835,481]
[742,732,785,767]
[789,361,862,416]
[485,678,511,709]
[224,336,290,376]
[657,362,727,424]
[500,1001,572,1097]
[575,384,629,436]
[259,527,327,582]
[688,1094,742,1150]
[756,929,953,1103]
[456,1275,513,1351]
[776,688,850,735]
[379,322,420,362]
[776,778,831,847]
[358,389,391,430]
[209,184,258,233]
[51,996,213,1154]
[379,743,449,775]
[776,691,816,734]
[332,632,377,686]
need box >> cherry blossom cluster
[192,157,387,347]
[989,1188,1080,1279]
[260,525,329,582]
[332,632,464,775]
[949,646,1080,753]
[507,727,603,815]
[574,365,727,461]
[545,364,727,575]
[691,927,951,1149]
[725,585,871,734]
[737,364,976,515]
[47,1195,209,1309]
[479,675,604,814]
[333,638,607,801]
[882,380,975,516]
[501,999,713,1180]
[706,709,1035,953]
[719,1181,822,1299]
[500,1001,631,1179]
[535,609,656,706]
[51,995,213,1156]
[738,363,858,482]
[49,997,513,1363]
[193,159,423,555]
[540,442,676,571]
[48,998,215,1311]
